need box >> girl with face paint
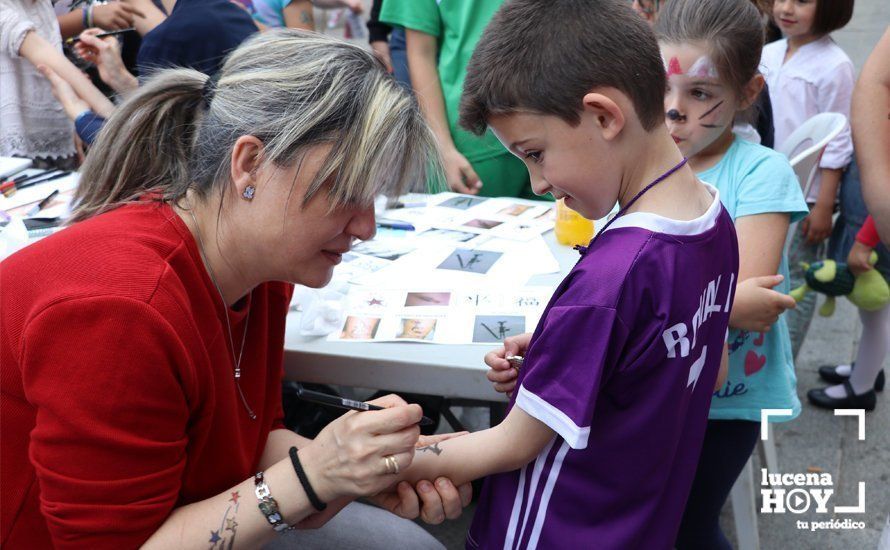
[656,1,810,548]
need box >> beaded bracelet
[289,447,327,512]
[253,471,294,532]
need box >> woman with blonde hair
[1,30,468,549]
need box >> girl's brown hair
[654,0,764,100]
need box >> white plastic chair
[778,112,848,253]
[727,113,847,550]
[778,112,848,199]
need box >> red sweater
[1,201,292,548]
[856,215,881,248]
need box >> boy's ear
[740,74,765,111]
[582,92,625,141]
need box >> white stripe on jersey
[504,436,557,550]
[504,437,557,550]
[527,441,571,549]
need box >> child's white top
[0,0,75,159]
[761,36,854,202]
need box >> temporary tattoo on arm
[299,9,312,24]
[208,492,241,549]
[417,442,443,456]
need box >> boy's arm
[398,406,556,487]
[405,29,481,194]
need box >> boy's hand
[847,240,875,276]
[485,332,533,395]
[443,149,482,195]
[729,275,796,333]
[801,204,833,245]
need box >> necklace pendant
[235,367,241,379]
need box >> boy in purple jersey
[392,1,740,548]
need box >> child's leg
[787,222,824,359]
[823,303,889,398]
[675,420,761,550]
[846,304,889,394]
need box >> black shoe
[818,364,884,392]
[807,380,877,411]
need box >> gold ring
[384,455,400,475]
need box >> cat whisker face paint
[660,42,737,159]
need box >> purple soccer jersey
[467,187,739,549]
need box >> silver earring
[242,185,256,201]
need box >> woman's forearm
[19,30,115,118]
[259,428,313,470]
[143,458,318,550]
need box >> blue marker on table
[376,221,415,231]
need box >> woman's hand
[74,29,138,94]
[298,394,422,505]
[368,432,472,524]
[91,2,144,30]
[847,240,875,276]
[486,332,533,396]
[729,275,797,333]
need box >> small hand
[847,240,875,276]
[90,2,145,30]
[370,40,393,74]
[801,204,833,245]
[443,148,482,194]
[485,332,533,396]
[730,275,797,333]
[36,65,90,120]
[344,0,364,14]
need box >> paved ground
[322,4,890,548]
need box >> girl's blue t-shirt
[698,137,809,422]
[252,0,287,27]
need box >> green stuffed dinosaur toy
[790,252,890,316]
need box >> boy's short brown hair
[811,0,854,36]
[459,0,666,135]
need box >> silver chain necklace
[187,208,257,420]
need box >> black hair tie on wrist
[289,446,327,511]
[202,72,221,108]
